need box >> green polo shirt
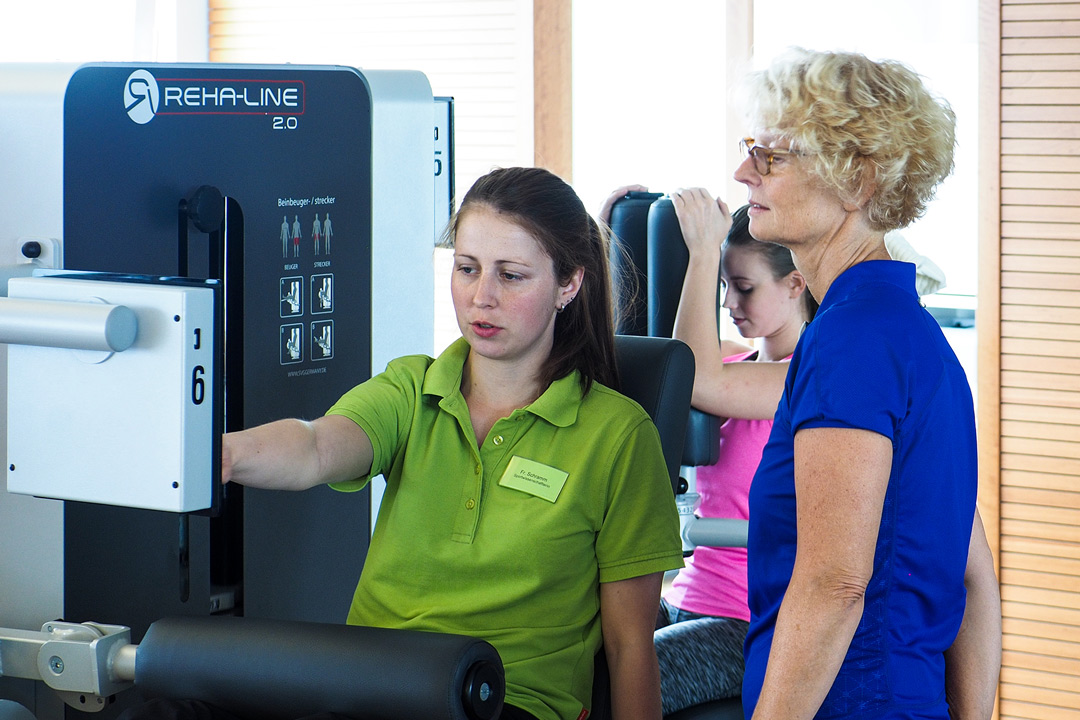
[327,338,683,720]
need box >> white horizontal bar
[0,297,137,352]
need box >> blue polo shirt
[744,261,977,719]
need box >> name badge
[498,456,568,503]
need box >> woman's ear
[788,270,807,298]
[560,266,585,306]
[843,157,878,212]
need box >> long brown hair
[444,167,618,393]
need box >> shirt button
[492,435,504,446]
[475,464,482,474]
[465,499,476,510]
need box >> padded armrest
[135,616,504,720]
[682,407,721,467]
[614,335,694,495]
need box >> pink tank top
[663,349,779,621]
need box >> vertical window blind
[995,0,1080,716]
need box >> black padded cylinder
[135,616,504,720]
[645,196,726,339]
[644,196,724,469]
[645,196,687,338]
[607,191,663,336]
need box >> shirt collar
[818,259,918,314]
[423,337,583,427]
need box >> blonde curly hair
[737,48,956,231]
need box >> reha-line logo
[124,69,159,124]
[122,69,304,125]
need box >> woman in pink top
[658,192,816,715]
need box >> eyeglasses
[739,137,800,176]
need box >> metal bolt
[49,656,64,674]
[479,683,491,702]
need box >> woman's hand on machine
[598,184,650,224]
[670,188,731,259]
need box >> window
[575,0,978,304]
[0,1,206,63]
[754,0,980,306]
[572,2,731,217]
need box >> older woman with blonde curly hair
[733,49,1001,720]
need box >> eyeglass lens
[740,139,771,175]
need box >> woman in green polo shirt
[223,167,684,720]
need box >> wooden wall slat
[1001,582,1080,610]
[1003,651,1080,682]
[1003,172,1080,190]
[1002,437,1080,462]
[1002,322,1080,341]
[1002,205,1080,224]
[1003,419,1080,440]
[1001,376,1080,399]
[1004,104,1080,123]
[1003,53,1080,71]
[1002,504,1080,530]
[1002,137,1080,155]
[1002,256,1080,275]
[1002,305,1080,325]
[1004,469,1080,493]
[1004,36,1080,54]
[1005,618,1080,646]
[1003,632,1080,659]
[1001,288,1080,307]
[1003,667,1080,696]
[1002,481,1080,506]
[1001,453,1080,476]
[1004,536,1080,560]
[1002,222,1080,241]
[1000,684,1080,712]
[999,699,1075,720]
[997,518,1080,546]
[1004,600,1080,628]
[1004,19,1080,37]
[1002,123,1080,141]
[1004,0,1080,5]
[1001,339,1080,360]
[1004,87,1080,104]
[1001,402,1080,425]
[1003,189,1080,209]
[1003,154,1080,173]
[1001,551,1080,578]
[1002,239,1080,257]
[1001,374,1080,396]
[1001,270,1080,289]
[1003,73,1080,89]
[1003,3,1080,21]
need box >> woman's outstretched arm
[222,415,374,490]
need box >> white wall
[0,64,75,630]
